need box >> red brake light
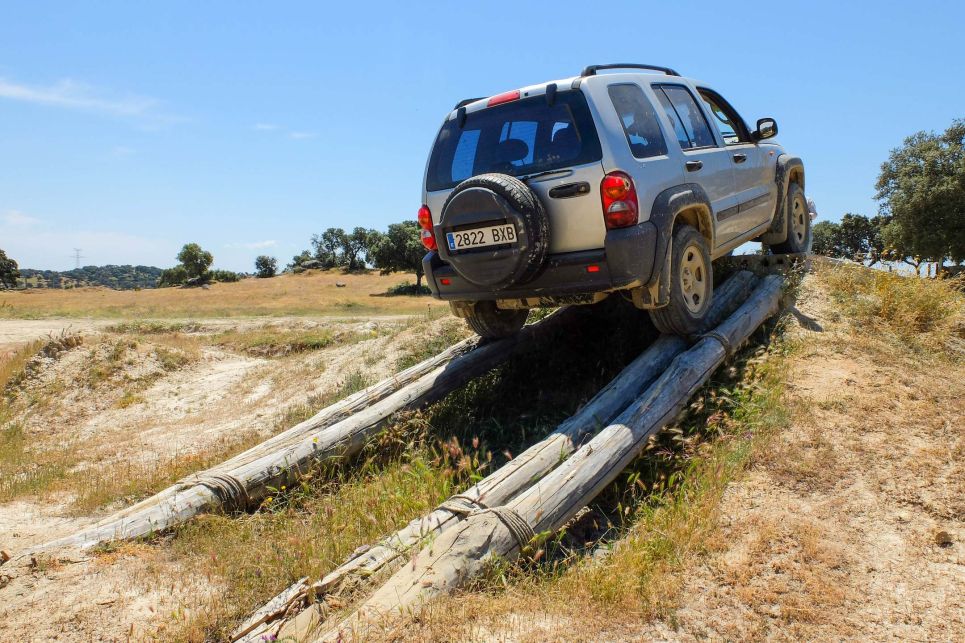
[417,205,437,251]
[487,90,520,107]
[418,205,432,229]
[600,171,639,229]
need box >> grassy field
[0,269,447,319]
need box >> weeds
[395,318,469,371]
[0,339,44,394]
[822,262,964,352]
[396,319,794,640]
[212,325,387,358]
[169,442,478,640]
[106,320,205,334]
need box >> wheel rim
[791,194,807,245]
[680,242,708,314]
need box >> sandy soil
[0,319,109,356]
[0,313,458,640]
[638,277,965,641]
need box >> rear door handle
[685,160,703,172]
[733,153,747,164]
[548,182,591,199]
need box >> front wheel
[462,301,528,340]
[649,225,713,336]
[771,183,811,254]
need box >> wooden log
[235,271,760,642]
[29,309,575,554]
[315,275,785,642]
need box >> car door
[652,83,738,246]
[697,87,777,245]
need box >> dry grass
[0,270,447,319]
[167,440,486,641]
[212,323,395,358]
[821,261,964,352]
[0,338,44,393]
[386,326,794,642]
[368,263,965,641]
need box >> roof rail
[454,97,484,109]
[581,63,680,77]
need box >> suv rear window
[426,90,602,192]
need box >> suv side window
[607,84,668,159]
[654,84,717,149]
[698,90,747,145]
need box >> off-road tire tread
[771,183,810,254]
[649,225,714,336]
[464,301,528,339]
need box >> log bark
[315,275,784,642]
[235,271,760,642]
[29,309,575,554]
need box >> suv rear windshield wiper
[517,169,573,182]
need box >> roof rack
[454,97,484,109]
[580,63,680,77]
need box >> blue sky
[1,0,963,271]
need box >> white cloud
[0,77,158,116]
[225,240,278,250]
[253,123,317,140]
[111,145,135,157]
[0,77,183,127]
[2,210,42,226]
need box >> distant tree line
[4,260,162,290]
[811,118,964,276]
[290,221,425,287]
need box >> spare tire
[437,173,549,290]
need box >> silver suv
[417,64,809,339]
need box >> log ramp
[235,270,768,642]
[28,307,577,555]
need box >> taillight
[487,90,520,107]
[600,171,639,229]
[417,205,437,251]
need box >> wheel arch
[760,155,805,245]
[645,183,715,306]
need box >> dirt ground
[1,271,962,641]
[640,276,964,641]
[0,312,460,640]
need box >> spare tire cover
[437,173,550,289]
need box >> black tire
[649,225,714,336]
[439,173,549,290]
[771,183,810,254]
[464,301,528,340]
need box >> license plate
[446,224,517,251]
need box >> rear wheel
[463,301,528,340]
[771,183,810,254]
[649,225,713,336]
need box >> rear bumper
[425,221,658,303]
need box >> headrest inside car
[495,138,529,164]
